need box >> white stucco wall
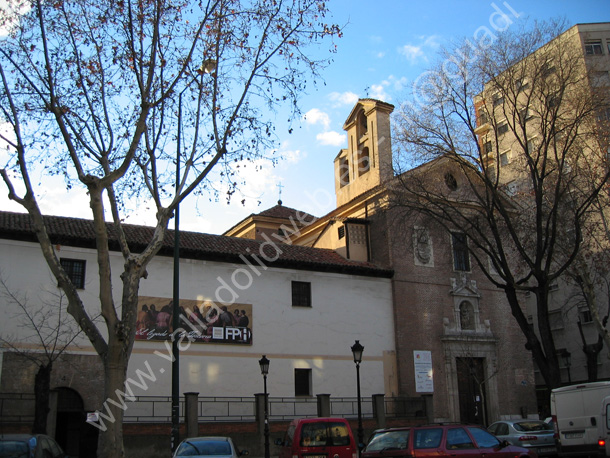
[0,238,395,400]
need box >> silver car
[488,420,557,456]
[173,436,248,458]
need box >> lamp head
[351,340,364,364]
[259,355,270,375]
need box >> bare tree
[0,1,341,456]
[391,19,610,391]
[0,275,81,435]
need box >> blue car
[0,434,66,458]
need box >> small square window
[60,258,86,289]
[500,151,510,166]
[294,368,312,396]
[292,281,311,307]
[497,123,509,135]
[516,79,529,92]
[585,40,603,55]
[580,308,593,324]
[518,108,530,123]
[492,94,504,107]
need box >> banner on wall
[414,350,434,393]
[135,296,252,345]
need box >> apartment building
[473,23,610,401]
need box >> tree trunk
[33,362,52,434]
[97,349,129,458]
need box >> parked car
[0,433,66,458]
[172,436,248,458]
[487,420,557,457]
[275,417,357,458]
[361,424,537,458]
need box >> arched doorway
[55,387,98,457]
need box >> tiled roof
[0,211,393,278]
[255,203,316,223]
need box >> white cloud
[316,131,345,147]
[370,84,389,102]
[328,91,360,107]
[303,108,331,129]
[398,35,442,64]
[399,44,424,62]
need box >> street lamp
[171,59,217,453]
[351,340,364,454]
[259,355,270,458]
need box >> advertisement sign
[135,296,252,345]
[414,350,434,393]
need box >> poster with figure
[414,350,434,392]
[135,296,252,345]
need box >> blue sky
[1,1,607,234]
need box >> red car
[362,424,537,458]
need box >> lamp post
[351,340,364,454]
[259,355,270,458]
[171,58,217,453]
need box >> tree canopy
[0,1,341,456]
[391,19,610,390]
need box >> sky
[1,0,608,235]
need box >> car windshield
[176,440,232,456]
[513,422,552,432]
[365,430,409,451]
[0,441,29,458]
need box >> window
[497,123,508,135]
[549,310,564,330]
[339,157,350,187]
[338,225,345,239]
[541,61,556,77]
[451,232,470,272]
[492,94,504,107]
[477,108,489,125]
[516,78,529,92]
[358,110,368,136]
[413,428,443,449]
[292,281,311,307]
[580,308,593,323]
[585,40,603,55]
[358,146,370,176]
[60,258,86,289]
[597,107,610,122]
[500,151,510,166]
[294,368,311,396]
[484,141,493,154]
[518,107,530,123]
[446,428,474,449]
[526,138,537,154]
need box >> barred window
[451,232,470,272]
[292,281,311,307]
[60,258,86,289]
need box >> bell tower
[334,99,394,207]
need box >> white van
[551,381,610,457]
